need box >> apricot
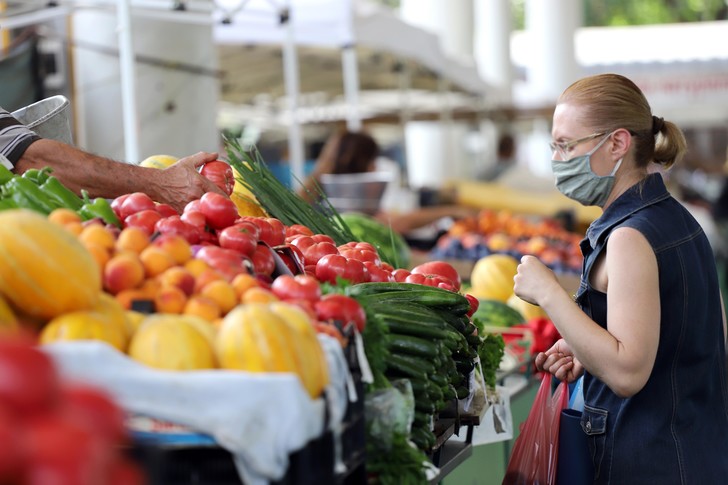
[139,245,176,278]
[184,258,211,278]
[231,273,259,298]
[153,234,192,265]
[199,280,238,315]
[79,224,116,252]
[183,295,221,322]
[116,226,151,254]
[240,286,279,304]
[48,208,82,226]
[153,286,187,314]
[157,266,196,297]
[103,252,145,294]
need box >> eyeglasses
[549,132,606,160]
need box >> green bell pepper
[0,164,14,185]
[79,190,121,227]
[40,176,84,211]
[3,177,59,214]
[21,167,53,185]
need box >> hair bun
[652,116,665,135]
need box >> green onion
[225,138,357,246]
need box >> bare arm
[515,227,660,397]
[16,139,225,212]
[378,205,478,235]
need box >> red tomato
[155,216,201,244]
[218,223,258,257]
[314,294,366,332]
[381,262,394,272]
[200,160,234,195]
[404,272,456,291]
[196,246,249,280]
[315,254,367,284]
[184,199,201,213]
[391,268,411,282]
[180,210,207,231]
[338,246,381,266]
[154,203,178,218]
[199,192,238,230]
[285,224,314,238]
[339,241,378,253]
[0,340,59,417]
[311,234,336,245]
[0,406,21,479]
[465,293,480,317]
[60,384,127,445]
[364,261,393,282]
[302,242,339,267]
[241,217,279,246]
[118,192,156,220]
[124,210,162,235]
[410,261,461,291]
[110,194,129,219]
[251,244,276,276]
[264,218,286,246]
[271,274,322,302]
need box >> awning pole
[281,3,305,185]
[342,44,361,131]
[117,0,140,163]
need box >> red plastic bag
[502,374,569,485]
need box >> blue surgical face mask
[551,132,621,207]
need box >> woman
[513,74,728,483]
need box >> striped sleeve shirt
[0,107,40,170]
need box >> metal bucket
[11,95,73,145]
[319,171,392,215]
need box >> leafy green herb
[478,329,505,389]
[366,432,428,485]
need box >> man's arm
[16,139,225,213]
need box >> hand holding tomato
[200,160,235,195]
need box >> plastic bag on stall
[364,379,414,451]
[502,374,569,485]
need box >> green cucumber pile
[347,282,482,451]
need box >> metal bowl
[319,172,393,215]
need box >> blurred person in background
[478,132,517,182]
[513,73,728,483]
[297,129,476,236]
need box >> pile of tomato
[0,335,143,485]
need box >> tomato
[124,210,162,235]
[405,272,456,291]
[118,192,156,220]
[0,406,21,479]
[271,274,322,302]
[184,199,201,213]
[199,192,238,230]
[196,246,248,280]
[200,160,235,195]
[264,218,286,246]
[251,244,276,276]
[218,223,258,257]
[155,216,201,244]
[314,294,366,332]
[180,210,207,231]
[338,246,381,266]
[364,261,393,282]
[60,384,127,445]
[391,268,411,282]
[315,254,367,284]
[289,236,339,266]
[154,203,178,218]
[0,339,59,417]
[465,293,479,317]
[339,241,377,253]
[110,194,129,219]
[410,261,461,291]
[285,224,314,238]
[241,217,279,246]
[381,262,394,272]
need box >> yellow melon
[128,314,216,370]
[0,210,101,320]
[469,254,520,302]
[139,154,178,169]
[40,310,126,352]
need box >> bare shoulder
[607,226,655,264]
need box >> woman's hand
[513,255,560,306]
[534,338,584,383]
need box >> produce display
[432,208,583,274]
[0,144,536,485]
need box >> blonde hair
[559,73,687,169]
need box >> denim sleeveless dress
[574,173,728,484]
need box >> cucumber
[389,353,435,375]
[387,320,455,341]
[387,334,441,358]
[349,283,470,312]
[386,354,429,380]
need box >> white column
[525,0,582,104]
[473,0,512,103]
[72,9,219,163]
[399,0,475,190]
[116,0,140,163]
